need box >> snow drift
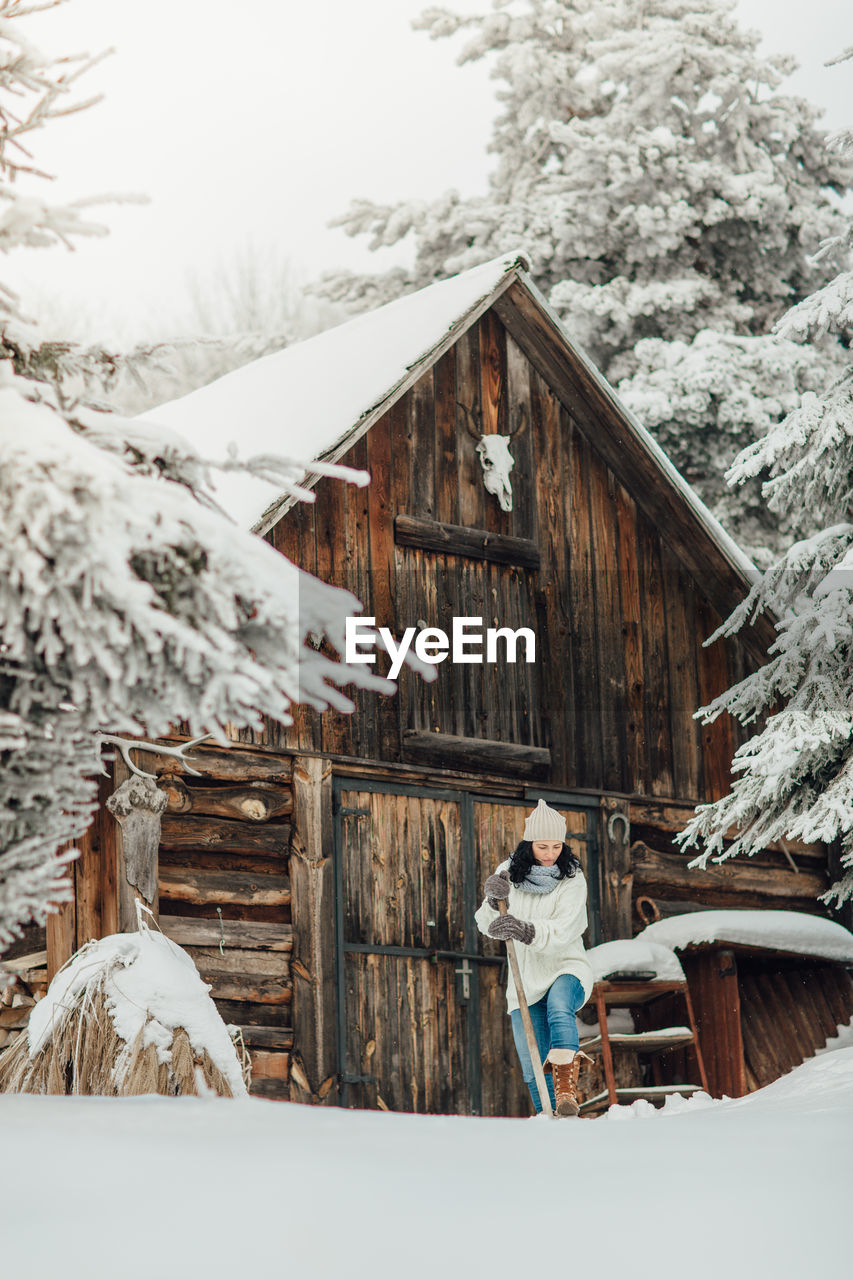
[1,1047,850,1279]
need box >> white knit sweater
[474,860,594,1014]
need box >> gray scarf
[518,864,562,894]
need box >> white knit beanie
[523,798,566,842]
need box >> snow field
[1,1047,851,1279]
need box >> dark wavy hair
[508,839,581,885]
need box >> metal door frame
[332,776,601,1113]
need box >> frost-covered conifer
[675,64,853,906]
[618,331,847,565]
[316,0,848,555]
[0,2,389,948]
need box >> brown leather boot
[545,1050,593,1117]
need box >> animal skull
[459,400,528,514]
[475,434,516,512]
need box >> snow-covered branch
[0,0,411,949]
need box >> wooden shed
[4,253,849,1112]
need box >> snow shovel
[497,899,554,1118]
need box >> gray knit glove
[488,914,535,945]
[484,871,511,909]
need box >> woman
[475,798,594,1116]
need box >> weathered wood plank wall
[676,949,853,1096]
[253,309,764,813]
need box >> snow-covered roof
[638,911,853,965]
[141,254,525,534]
[141,252,756,582]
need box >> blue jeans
[509,973,586,1114]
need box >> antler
[509,404,529,439]
[98,733,213,779]
[457,398,482,440]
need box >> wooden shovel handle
[498,899,553,1116]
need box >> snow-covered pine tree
[675,58,853,908]
[618,329,846,564]
[315,0,848,558]
[0,1,394,949]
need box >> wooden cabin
[3,253,850,1111]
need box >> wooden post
[713,947,747,1098]
[46,824,94,979]
[46,892,76,982]
[105,767,167,932]
[598,796,632,940]
[682,947,747,1098]
[74,808,103,950]
[289,756,337,1103]
[594,985,619,1106]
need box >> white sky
[5,0,852,341]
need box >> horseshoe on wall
[607,811,629,843]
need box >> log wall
[34,745,295,1099]
[152,746,293,1098]
[626,797,830,926]
[0,923,48,1057]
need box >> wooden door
[335,780,481,1114]
[334,780,600,1116]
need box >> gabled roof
[143,252,759,602]
[142,254,527,535]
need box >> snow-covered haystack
[0,913,248,1098]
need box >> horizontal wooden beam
[628,799,825,860]
[680,940,843,962]
[146,742,292,784]
[185,947,290,978]
[201,973,292,1005]
[0,950,47,973]
[402,730,550,776]
[161,778,292,823]
[212,998,287,1027]
[249,1049,290,1081]
[238,1025,294,1050]
[634,894,719,925]
[0,1005,32,1031]
[631,840,827,904]
[250,1078,290,1099]
[159,915,292,951]
[394,513,540,569]
[330,753,535,796]
[158,868,291,908]
[159,814,290,856]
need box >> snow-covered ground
[2,1048,851,1279]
